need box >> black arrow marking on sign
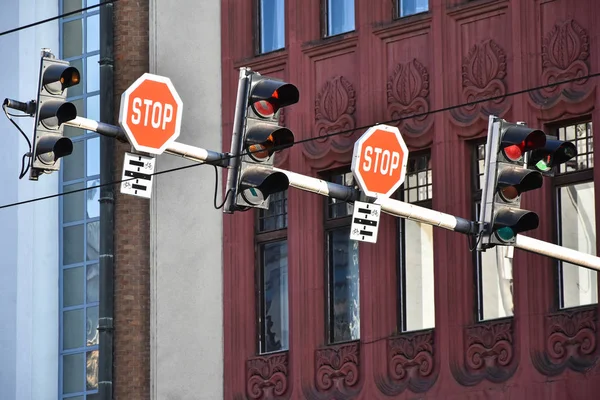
[353,217,377,226]
[357,207,371,214]
[125,170,152,181]
[129,160,145,168]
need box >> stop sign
[118,73,183,155]
[351,124,409,198]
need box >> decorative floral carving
[530,19,591,107]
[387,59,433,145]
[532,307,598,376]
[314,342,360,394]
[465,320,513,371]
[451,319,517,386]
[246,352,289,400]
[303,76,356,163]
[450,39,509,125]
[376,331,437,396]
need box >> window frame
[549,119,596,310]
[255,191,289,354]
[395,151,434,332]
[323,169,359,344]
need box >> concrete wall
[0,1,60,399]
[148,1,223,399]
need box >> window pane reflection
[63,267,84,307]
[403,220,435,330]
[86,14,100,52]
[63,140,85,182]
[86,54,100,93]
[260,0,285,53]
[327,0,355,36]
[399,0,429,17]
[63,353,84,393]
[260,241,289,353]
[64,309,84,349]
[479,246,514,320]
[87,263,99,303]
[559,182,598,308]
[63,19,83,58]
[87,221,100,261]
[86,350,99,390]
[87,306,99,346]
[86,95,100,125]
[64,224,85,265]
[328,228,360,343]
[63,182,85,223]
[87,137,100,177]
[87,179,100,218]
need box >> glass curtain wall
[59,0,101,398]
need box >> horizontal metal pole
[275,167,473,234]
[515,234,600,271]
[65,117,129,142]
[65,117,229,167]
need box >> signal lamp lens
[253,100,277,118]
[535,158,552,172]
[248,135,274,160]
[503,144,523,161]
[500,186,519,201]
[496,226,515,242]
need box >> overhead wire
[0,65,597,211]
[0,0,117,38]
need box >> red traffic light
[501,126,546,161]
[249,78,299,118]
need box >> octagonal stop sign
[119,73,183,155]
[351,124,409,198]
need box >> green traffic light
[496,226,515,242]
[535,159,552,172]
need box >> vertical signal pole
[223,68,252,213]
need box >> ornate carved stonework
[450,39,509,126]
[387,59,433,147]
[314,342,360,394]
[451,318,517,386]
[246,352,289,400]
[303,76,356,164]
[532,307,598,376]
[376,331,436,396]
[530,19,591,107]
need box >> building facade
[221,0,600,398]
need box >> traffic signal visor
[493,208,540,243]
[249,79,299,118]
[245,123,294,161]
[43,64,80,94]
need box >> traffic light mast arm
[515,235,600,270]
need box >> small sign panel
[349,201,382,244]
[120,152,155,199]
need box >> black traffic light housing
[478,118,558,250]
[29,53,80,180]
[529,135,577,176]
[234,72,299,210]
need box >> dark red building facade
[221,0,600,398]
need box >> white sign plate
[120,152,155,199]
[349,201,382,244]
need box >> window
[474,143,514,320]
[326,0,355,36]
[257,191,289,353]
[398,153,435,331]
[59,1,100,399]
[555,122,597,308]
[326,172,360,343]
[398,0,429,18]
[258,0,285,54]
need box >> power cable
[0,0,117,38]
[0,71,597,211]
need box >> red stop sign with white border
[119,73,183,155]
[351,124,409,198]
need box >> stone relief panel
[529,19,593,114]
[375,330,437,396]
[451,318,517,386]
[531,307,598,376]
[386,59,433,147]
[302,75,357,166]
[303,342,361,399]
[246,352,290,400]
[450,39,509,127]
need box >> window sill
[233,48,288,70]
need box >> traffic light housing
[234,72,299,210]
[29,54,80,180]
[529,136,577,176]
[478,118,548,250]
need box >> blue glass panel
[260,0,285,53]
[86,14,100,52]
[63,353,85,393]
[327,0,355,36]
[400,0,428,17]
[261,241,289,352]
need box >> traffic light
[529,136,577,176]
[233,72,299,210]
[478,118,548,250]
[29,53,80,180]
